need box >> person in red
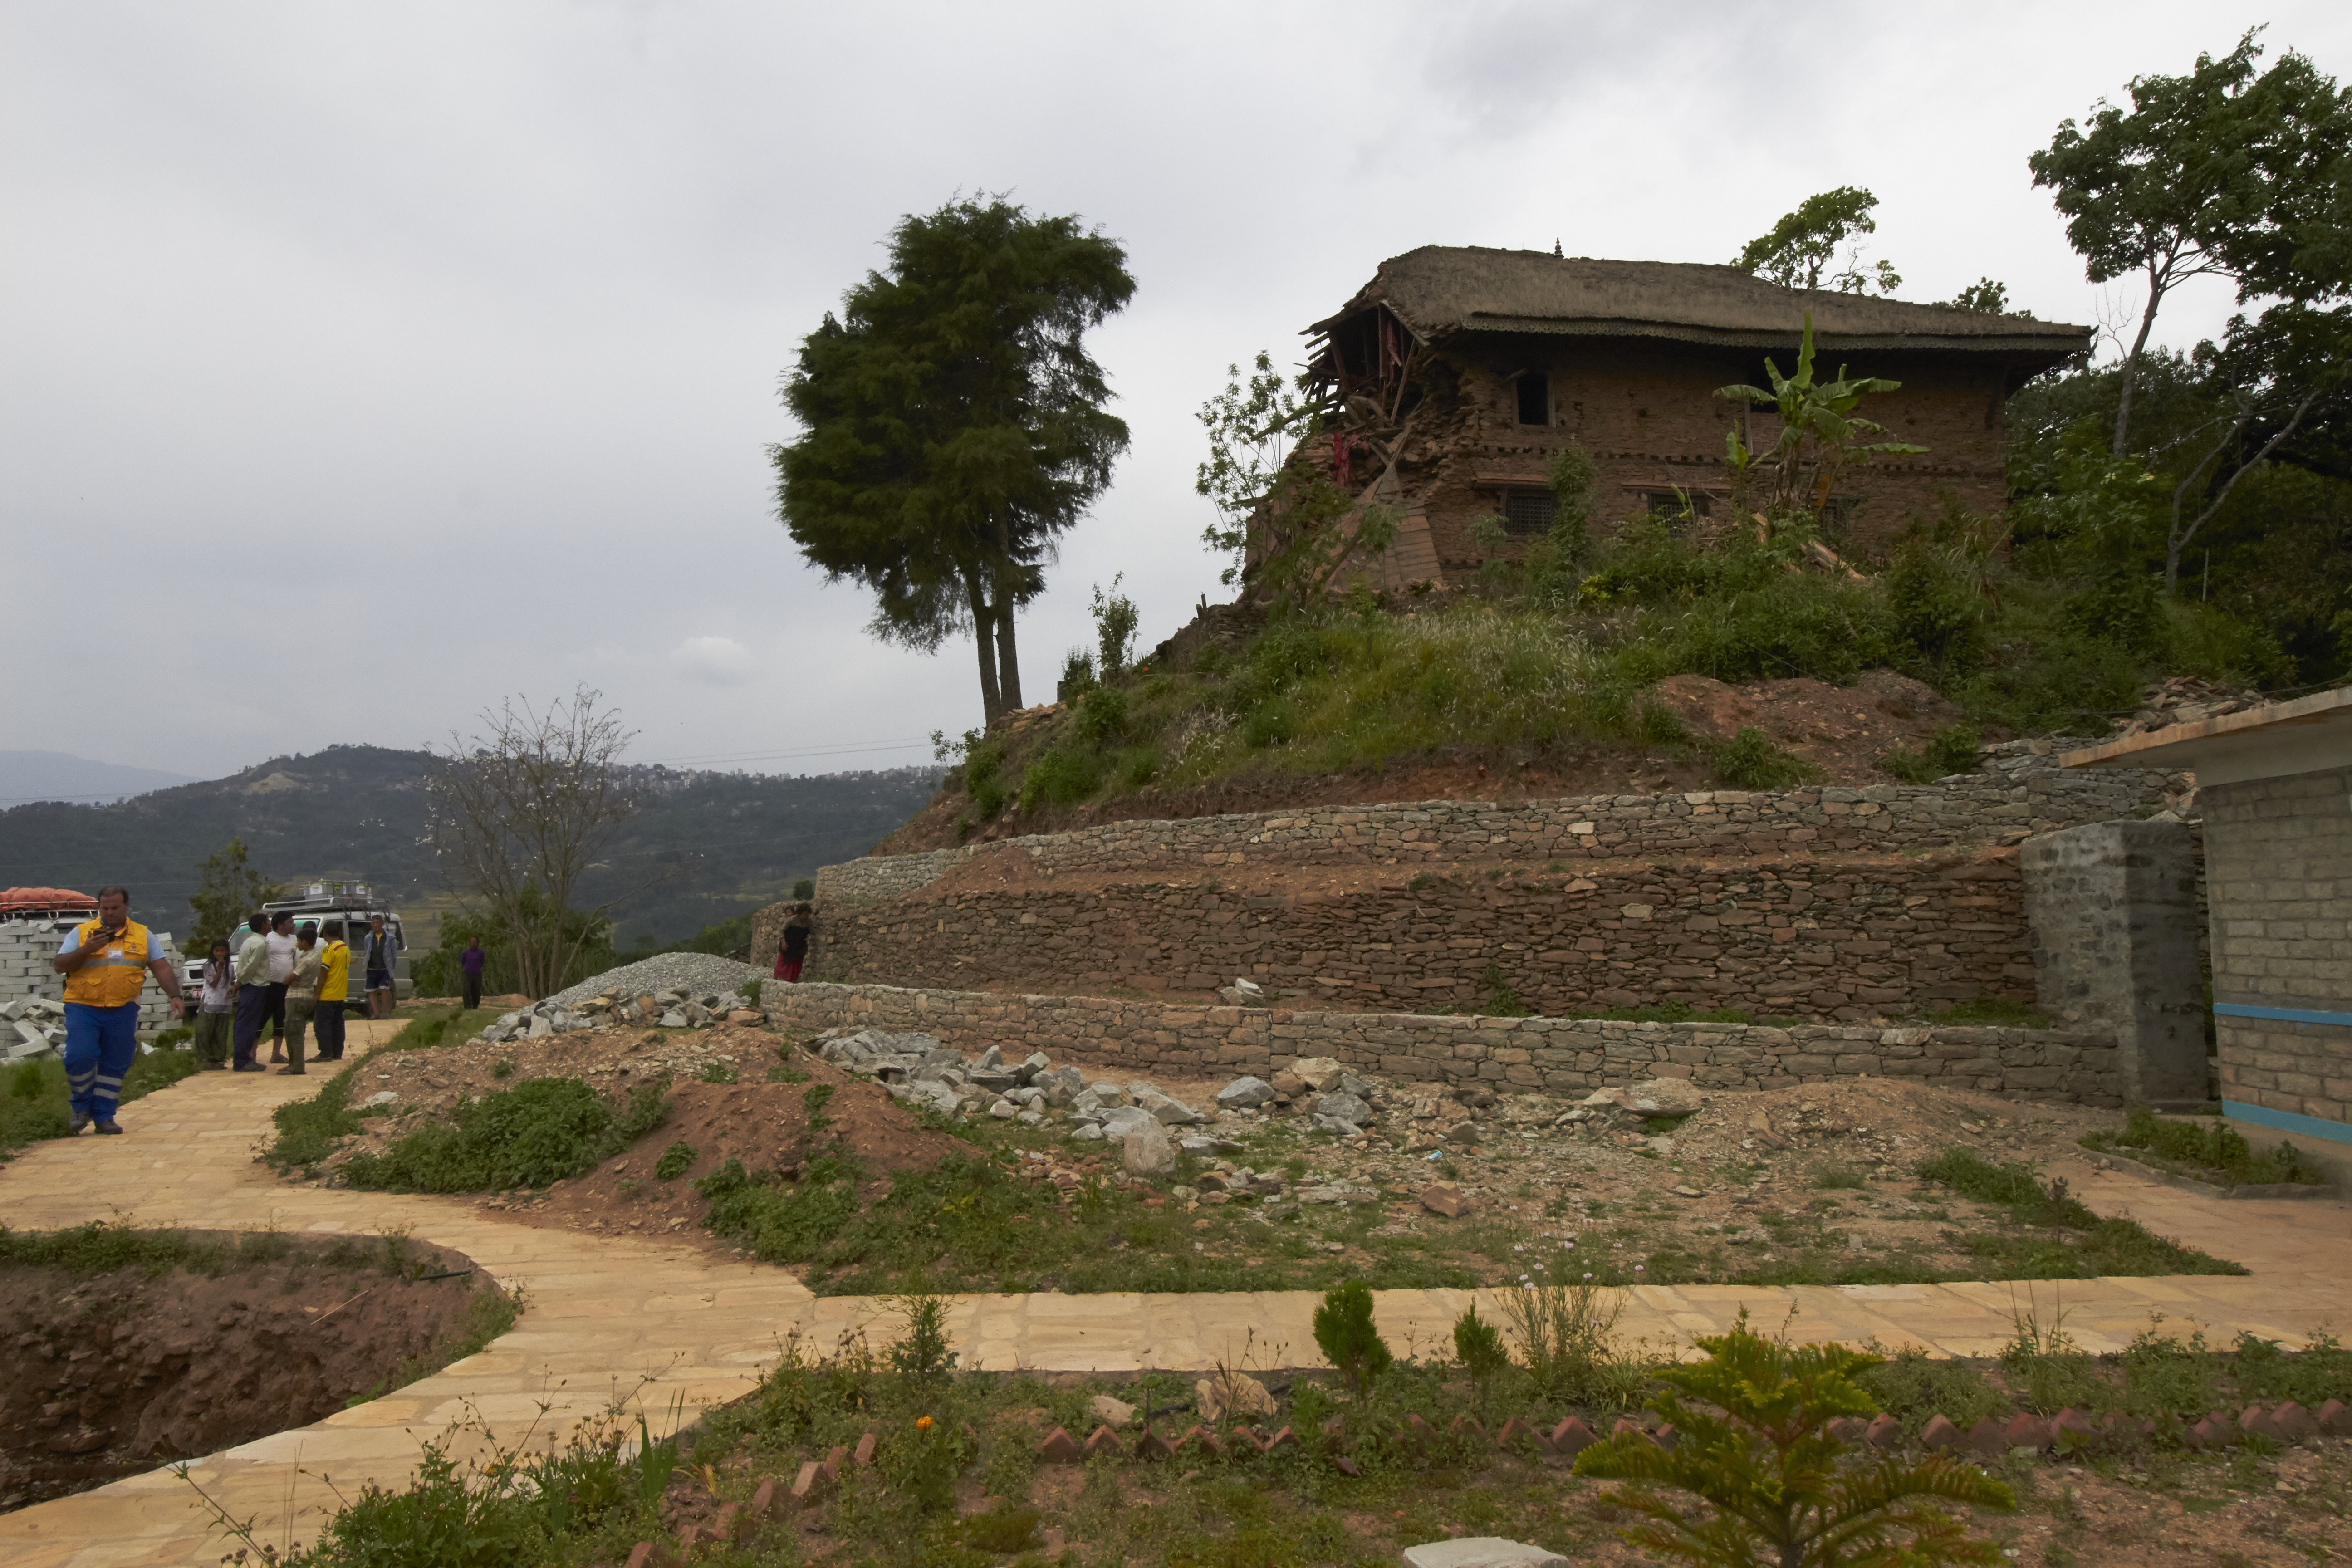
[773,904,813,983]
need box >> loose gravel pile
[540,954,762,1011]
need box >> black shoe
[94,1120,123,1135]
[69,1114,90,1134]
[275,1066,306,1075]
[232,1062,267,1073]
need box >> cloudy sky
[5,0,2347,784]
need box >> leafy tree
[1716,313,1926,518]
[774,198,1135,725]
[1089,573,1140,678]
[2029,29,2352,457]
[1311,1279,1392,1396]
[187,838,284,952]
[1573,1320,2016,1568]
[1196,350,1315,585]
[1734,187,1901,295]
[1943,279,2020,315]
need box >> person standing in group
[363,915,401,1019]
[312,921,351,1063]
[774,903,814,984]
[49,886,183,1135]
[279,923,323,1075]
[191,939,235,1069]
[230,908,271,1072]
[263,911,298,1063]
[460,936,485,1012]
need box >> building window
[1501,490,1556,536]
[1642,490,1714,519]
[1515,372,1550,426]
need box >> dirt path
[2,1055,2347,1565]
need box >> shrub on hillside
[342,1078,669,1193]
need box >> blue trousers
[232,985,270,1066]
[64,1001,140,1122]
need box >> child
[194,940,235,1069]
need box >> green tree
[1574,1321,2016,1568]
[774,198,1137,725]
[187,838,284,952]
[1311,1279,1392,1396]
[1089,573,1140,678]
[1943,279,2020,315]
[1734,188,1901,295]
[2028,29,2351,457]
[1196,350,1316,585]
[1716,313,1926,518]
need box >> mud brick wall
[2203,765,2352,1139]
[760,981,2122,1105]
[779,764,2178,1023]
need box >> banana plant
[1716,312,1927,521]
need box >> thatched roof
[1311,246,2090,360]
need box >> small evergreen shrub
[1710,726,1812,790]
[1312,1279,1392,1395]
[654,1140,695,1181]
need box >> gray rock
[1068,1123,1106,1143]
[1088,1393,1137,1427]
[1401,1539,1569,1568]
[1122,1116,1176,1176]
[1291,1056,1344,1090]
[1015,1110,1046,1128]
[976,1044,1004,1070]
[1297,1185,1376,1205]
[363,1091,398,1107]
[1312,1114,1364,1137]
[1017,1050,1052,1083]
[1098,1105,1153,1139]
[1006,1085,1044,1107]
[1313,1091,1372,1126]
[1215,1075,1275,1109]
[657,1010,688,1029]
[987,1098,1019,1120]
[1217,976,1267,1006]
[1133,1087,1203,1126]
[968,1068,1019,1093]
[528,1014,554,1038]
[1178,1136,1244,1155]
[1039,1066,1084,1107]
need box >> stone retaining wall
[760,980,2123,1104]
[813,752,2174,908]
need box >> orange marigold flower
[916,1415,932,1430]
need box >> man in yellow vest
[50,886,184,1135]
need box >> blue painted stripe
[2214,1002,2352,1028]
[2224,1099,2352,1147]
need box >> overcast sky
[5,0,2347,783]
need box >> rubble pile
[475,988,764,1044]
[3,996,65,1063]
[2110,675,2268,739]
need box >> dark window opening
[1643,491,1715,519]
[1515,372,1550,426]
[1501,490,1556,536]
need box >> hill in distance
[0,743,941,947]
[0,750,198,808]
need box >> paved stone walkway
[4,1054,2349,1565]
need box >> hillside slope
[0,745,940,945]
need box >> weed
[1857,1347,2004,1439]
[1811,1164,1868,1190]
[653,1140,695,1181]
[1477,963,1532,1017]
[1710,726,1814,790]
[489,1058,515,1080]
[696,1061,736,1084]
[2081,1106,2324,1187]
[1914,1147,2245,1278]
[1881,724,1983,783]
[803,1081,835,1132]
[342,1080,672,1193]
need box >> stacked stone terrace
[773,744,2184,1026]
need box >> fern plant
[1573,1319,2015,1568]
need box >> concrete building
[2066,686,2352,1147]
[1277,247,2090,588]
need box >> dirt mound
[1656,1072,2110,1170]
[1647,670,1971,780]
[0,1233,489,1512]
[315,1023,967,1255]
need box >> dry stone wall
[760,981,2124,1105]
[775,747,2179,1023]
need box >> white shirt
[265,930,298,983]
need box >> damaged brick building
[1277,246,2090,588]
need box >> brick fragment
[2273,1401,2320,1444]
[749,1478,776,1519]
[1550,1416,1598,1457]
[2317,1399,2352,1436]
[1261,1425,1299,1454]
[1919,1414,1960,1450]
[1037,1426,1084,1464]
[790,1460,831,1502]
[1964,1418,2005,1456]
[625,1546,658,1568]
[1130,1425,1174,1460]
[853,1429,877,1466]
[1866,1414,1901,1450]
[1084,1425,1125,1459]
[2004,1413,2052,1451]
[2239,1405,2283,1442]
[713,1502,739,1540]
[1404,1412,1440,1451]
[1452,1414,1489,1443]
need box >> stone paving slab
[2,1056,2349,1564]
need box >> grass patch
[1915,1147,2245,1278]
[261,1008,498,1173]
[1,1042,208,1158]
[2081,1106,2326,1187]
[342,1078,671,1193]
[1,1218,440,1281]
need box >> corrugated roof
[1313,246,2091,358]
